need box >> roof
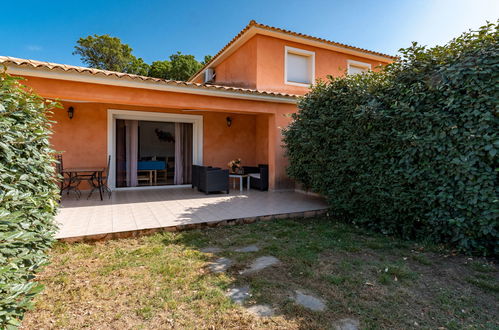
[0,56,298,102]
[189,20,397,82]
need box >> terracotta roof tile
[189,20,397,81]
[0,56,299,100]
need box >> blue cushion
[138,161,166,170]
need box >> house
[1,20,395,191]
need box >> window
[285,46,315,86]
[347,60,371,75]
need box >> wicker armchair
[242,164,269,191]
[197,166,229,194]
[191,164,202,189]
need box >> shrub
[283,23,498,255]
[0,71,60,327]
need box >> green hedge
[283,23,498,255]
[0,72,60,327]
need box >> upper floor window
[285,46,315,86]
[347,60,371,75]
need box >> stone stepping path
[206,246,333,319]
[201,245,260,253]
[200,247,223,253]
[246,304,275,317]
[293,290,326,311]
[226,285,275,318]
[233,245,260,253]
[226,286,250,304]
[240,256,280,274]
[208,257,233,273]
[332,318,359,330]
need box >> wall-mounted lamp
[67,106,75,119]
[226,116,232,127]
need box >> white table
[229,174,250,192]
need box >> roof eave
[4,64,298,104]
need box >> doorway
[115,120,193,187]
[107,109,203,190]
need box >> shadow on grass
[157,216,499,329]
[23,214,499,329]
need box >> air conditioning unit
[204,68,215,83]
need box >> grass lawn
[22,217,498,329]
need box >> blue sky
[1,0,497,66]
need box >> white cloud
[26,45,42,51]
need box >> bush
[283,23,498,255]
[0,72,60,327]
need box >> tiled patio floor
[56,187,328,241]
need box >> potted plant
[227,158,243,174]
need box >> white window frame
[107,109,203,190]
[284,46,315,87]
[347,59,371,75]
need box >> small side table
[229,174,250,192]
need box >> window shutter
[287,53,311,84]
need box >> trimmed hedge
[0,72,60,327]
[283,23,498,255]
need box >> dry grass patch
[22,217,498,329]
[21,236,296,329]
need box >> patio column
[267,110,295,190]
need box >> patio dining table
[62,167,106,200]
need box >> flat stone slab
[200,247,223,253]
[246,304,275,317]
[241,256,280,274]
[234,245,259,253]
[208,257,233,273]
[226,286,250,304]
[332,318,360,330]
[293,290,326,311]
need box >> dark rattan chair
[191,164,202,189]
[242,164,269,191]
[197,166,229,194]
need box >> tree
[148,60,171,79]
[73,34,149,75]
[167,52,204,81]
[202,55,213,65]
[74,34,211,80]
[127,57,150,76]
[148,52,209,80]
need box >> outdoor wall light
[67,106,75,119]
[226,116,232,127]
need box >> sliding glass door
[173,122,193,185]
[115,119,193,187]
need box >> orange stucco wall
[254,34,390,95]
[51,102,259,172]
[202,112,257,168]
[18,75,295,190]
[213,37,258,89]
[209,34,391,95]
[255,114,269,165]
[21,76,293,115]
